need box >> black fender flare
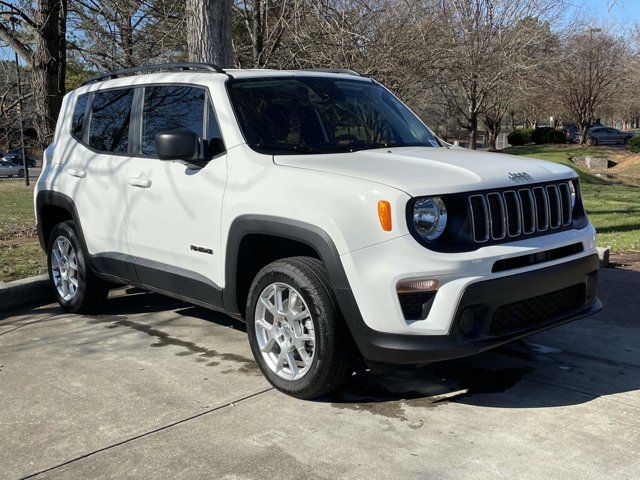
[35,190,87,252]
[223,215,371,345]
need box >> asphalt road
[1,267,638,479]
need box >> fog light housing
[459,308,476,335]
[396,278,439,320]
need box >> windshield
[228,76,440,154]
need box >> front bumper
[346,253,601,364]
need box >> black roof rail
[299,68,365,77]
[81,62,226,86]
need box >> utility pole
[10,16,29,186]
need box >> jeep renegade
[35,63,602,399]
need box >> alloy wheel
[51,236,79,301]
[254,282,316,381]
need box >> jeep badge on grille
[508,172,533,183]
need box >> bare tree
[435,0,567,149]
[555,29,627,144]
[68,0,185,71]
[186,0,233,66]
[0,0,67,147]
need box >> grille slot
[503,191,521,237]
[490,283,586,334]
[469,181,574,244]
[546,185,561,228]
[558,183,573,226]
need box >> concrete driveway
[1,267,639,479]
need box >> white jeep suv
[35,63,602,399]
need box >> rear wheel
[47,221,109,313]
[17,169,24,178]
[246,257,353,399]
[586,137,597,146]
[624,136,632,145]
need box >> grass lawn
[502,144,640,252]
[0,181,46,283]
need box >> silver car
[586,127,635,146]
[0,160,25,177]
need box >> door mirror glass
[155,131,200,161]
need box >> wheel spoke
[260,337,276,353]
[295,334,314,344]
[274,285,286,314]
[296,345,312,366]
[292,309,309,322]
[260,296,275,314]
[275,350,286,372]
[286,350,299,376]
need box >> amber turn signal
[378,200,392,231]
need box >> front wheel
[586,137,597,146]
[47,221,109,313]
[246,257,353,399]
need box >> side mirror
[155,131,200,161]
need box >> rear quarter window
[71,94,89,140]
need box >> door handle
[128,177,152,188]
[67,168,87,178]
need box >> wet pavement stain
[86,315,260,374]
[328,361,533,422]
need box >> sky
[577,0,640,30]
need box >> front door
[125,85,227,307]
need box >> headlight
[413,197,447,240]
[569,180,577,209]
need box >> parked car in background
[3,149,38,167]
[0,160,25,177]
[562,124,580,143]
[586,127,636,146]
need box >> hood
[274,146,576,196]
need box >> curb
[0,275,54,312]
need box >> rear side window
[88,89,134,153]
[141,86,206,156]
[71,95,89,140]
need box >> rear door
[65,88,134,269]
[125,84,227,305]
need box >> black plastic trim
[358,253,601,364]
[224,215,372,348]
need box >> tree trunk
[32,0,67,148]
[186,0,233,67]
[468,112,478,150]
[252,0,264,67]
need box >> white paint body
[35,69,598,336]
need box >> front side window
[88,89,134,153]
[71,94,89,140]
[141,86,206,156]
[228,76,439,154]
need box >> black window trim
[69,82,226,162]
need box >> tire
[586,137,597,146]
[18,170,24,178]
[246,257,353,399]
[47,221,109,313]
[624,137,632,145]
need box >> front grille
[469,181,574,243]
[490,283,586,334]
